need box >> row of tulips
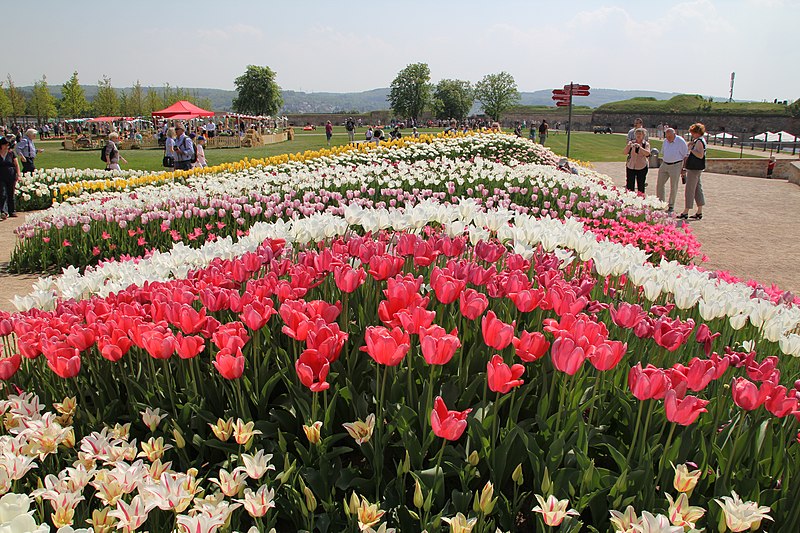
[10,134,668,273]
[2,226,799,530]
[16,201,799,358]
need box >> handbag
[162,155,174,168]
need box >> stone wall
[788,162,800,186]
[592,112,800,136]
[702,158,798,179]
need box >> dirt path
[593,162,800,295]
[0,169,798,312]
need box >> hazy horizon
[6,0,798,102]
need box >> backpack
[180,136,197,164]
[100,142,116,163]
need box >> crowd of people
[623,117,707,220]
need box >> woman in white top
[104,132,128,171]
[164,127,176,168]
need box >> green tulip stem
[626,401,644,463]
[433,438,448,494]
[658,423,676,481]
[492,391,500,467]
[424,366,436,436]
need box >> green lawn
[30,128,759,171]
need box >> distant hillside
[596,94,791,116]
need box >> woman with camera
[623,127,651,193]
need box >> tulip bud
[413,479,424,509]
[473,491,481,513]
[402,451,411,474]
[468,450,480,466]
[173,426,186,449]
[303,421,323,445]
[541,466,552,495]
[303,486,317,513]
[479,481,496,515]
[512,463,524,486]
[63,428,76,449]
[348,492,361,516]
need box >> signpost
[552,82,591,158]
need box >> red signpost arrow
[552,89,570,96]
[565,84,590,91]
[555,101,571,107]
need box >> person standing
[678,123,707,220]
[538,120,549,144]
[16,129,42,174]
[203,119,216,139]
[173,124,195,171]
[0,137,21,218]
[193,136,208,168]
[164,127,177,168]
[345,117,356,143]
[656,128,688,213]
[623,127,651,194]
[325,121,333,147]
[529,121,536,140]
[365,126,373,142]
[103,132,128,171]
[627,118,647,142]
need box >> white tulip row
[17,199,800,357]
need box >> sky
[6,0,799,101]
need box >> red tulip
[487,354,525,394]
[664,389,708,425]
[419,325,461,365]
[628,363,670,401]
[633,316,655,339]
[306,320,348,362]
[412,239,439,267]
[459,289,488,320]
[214,346,245,380]
[430,267,466,305]
[212,322,250,351]
[0,354,21,380]
[588,340,627,371]
[547,284,588,316]
[175,333,206,360]
[46,349,81,379]
[550,336,586,376]
[396,306,436,335]
[609,302,646,329]
[430,396,471,440]
[653,317,695,352]
[295,348,330,392]
[67,325,95,352]
[367,254,404,281]
[481,311,515,350]
[694,324,720,357]
[746,356,780,383]
[512,331,550,363]
[141,329,176,360]
[97,332,132,362]
[172,304,208,335]
[239,299,276,331]
[731,377,772,411]
[361,326,410,366]
[280,301,313,341]
[508,288,545,313]
[765,386,799,418]
[685,358,716,392]
[475,240,505,263]
[304,299,341,323]
[334,264,367,293]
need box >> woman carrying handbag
[678,123,707,220]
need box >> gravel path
[0,166,798,313]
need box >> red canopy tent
[152,101,214,120]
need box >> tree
[118,91,129,116]
[60,71,88,118]
[28,75,57,123]
[195,96,214,112]
[0,83,11,122]
[128,81,145,117]
[5,75,27,123]
[432,79,474,120]
[144,88,163,116]
[388,63,431,121]
[232,65,283,116]
[474,72,520,121]
[93,75,119,116]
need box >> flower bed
[11,134,676,273]
[1,133,798,532]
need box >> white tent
[751,131,782,142]
[773,131,797,142]
[711,132,737,139]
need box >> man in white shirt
[656,128,689,213]
[203,120,216,138]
